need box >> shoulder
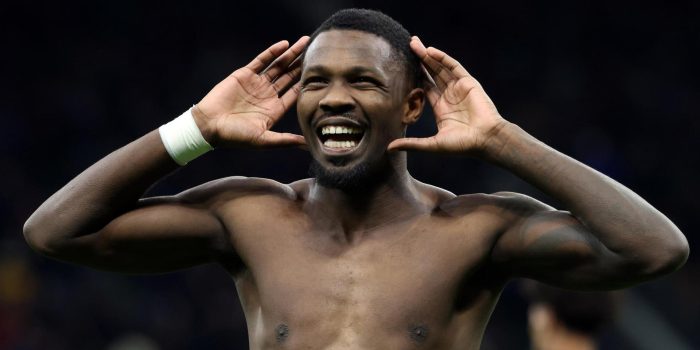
[171,176,300,206]
[437,191,555,218]
[488,191,555,213]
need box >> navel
[275,323,289,343]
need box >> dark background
[1,1,698,349]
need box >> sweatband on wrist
[158,106,213,165]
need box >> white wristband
[159,106,213,165]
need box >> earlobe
[402,88,425,125]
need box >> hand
[388,36,508,155]
[194,36,309,148]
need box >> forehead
[303,30,395,73]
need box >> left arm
[390,37,689,289]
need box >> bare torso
[21,19,689,350]
[213,178,510,349]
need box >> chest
[230,212,496,321]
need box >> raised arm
[23,37,309,273]
[389,37,689,289]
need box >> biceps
[57,204,228,273]
[492,211,627,289]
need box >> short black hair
[308,8,421,89]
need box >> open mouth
[316,123,366,152]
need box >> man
[24,9,688,349]
[524,282,619,350]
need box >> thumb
[258,131,307,148]
[387,137,438,152]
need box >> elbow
[23,216,60,257]
[637,229,690,278]
[23,217,45,253]
[662,231,690,272]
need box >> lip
[312,116,368,158]
[314,116,366,129]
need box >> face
[297,30,422,189]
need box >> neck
[306,153,428,237]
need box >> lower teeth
[324,140,356,149]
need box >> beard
[308,158,390,192]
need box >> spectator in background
[524,282,620,350]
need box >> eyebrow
[304,65,385,78]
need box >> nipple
[275,323,289,343]
[409,325,428,343]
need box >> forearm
[24,130,180,251]
[483,122,688,270]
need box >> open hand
[388,37,507,155]
[194,36,309,148]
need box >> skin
[528,304,597,350]
[24,30,688,349]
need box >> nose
[319,82,355,114]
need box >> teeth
[320,126,363,135]
[323,140,357,149]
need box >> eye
[301,76,328,90]
[352,76,380,86]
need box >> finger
[419,63,440,106]
[410,37,453,90]
[258,130,306,148]
[410,36,428,58]
[261,36,309,81]
[413,36,468,79]
[387,136,439,152]
[272,56,302,93]
[410,38,441,83]
[420,63,438,90]
[424,46,470,79]
[425,83,441,107]
[280,82,301,111]
[245,40,290,74]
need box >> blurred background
[1,0,698,349]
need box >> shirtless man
[23,9,688,349]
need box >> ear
[401,88,425,125]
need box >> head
[297,9,425,190]
[524,283,619,338]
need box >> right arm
[23,36,310,273]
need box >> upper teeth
[321,126,363,135]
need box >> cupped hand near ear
[194,36,309,149]
[388,36,507,155]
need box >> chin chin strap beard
[309,159,391,191]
